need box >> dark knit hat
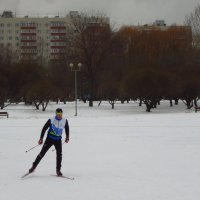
[56,108,63,113]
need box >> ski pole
[25,144,40,153]
[52,141,66,152]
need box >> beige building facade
[0,11,73,62]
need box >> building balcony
[20,27,37,29]
[51,26,66,29]
[50,52,66,55]
[21,46,37,49]
[51,40,66,42]
[21,33,36,35]
[21,52,37,55]
[50,46,66,49]
[51,33,66,36]
[50,58,66,61]
[21,40,37,42]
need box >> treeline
[0,10,200,112]
[96,26,200,111]
[0,60,75,110]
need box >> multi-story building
[0,10,110,63]
[133,20,192,49]
[0,11,72,63]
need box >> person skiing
[28,108,69,176]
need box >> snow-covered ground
[1,101,200,200]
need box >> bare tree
[185,4,200,48]
[67,11,112,107]
[26,79,57,111]
[37,37,48,66]
[0,46,14,109]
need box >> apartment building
[134,20,192,49]
[0,11,72,62]
[0,10,110,63]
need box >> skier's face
[56,112,63,119]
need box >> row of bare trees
[66,10,200,111]
[0,6,200,112]
[0,59,76,111]
[96,26,200,111]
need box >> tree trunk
[174,98,179,105]
[33,101,40,110]
[170,99,173,107]
[183,99,193,109]
[89,100,93,107]
[194,99,198,107]
[146,105,151,112]
[109,100,115,109]
[98,101,102,106]
[41,101,49,111]
[82,97,87,103]
[144,100,153,112]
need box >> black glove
[65,138,69,143]
[38,138,43,145]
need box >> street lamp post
[69,62,82,116]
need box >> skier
[28,108,69,176]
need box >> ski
[21,172,32,178]
[21,173,74,180]
[50,174,74,180]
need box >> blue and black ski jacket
[40,116,69,141]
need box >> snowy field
[0,101,200,200]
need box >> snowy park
[0,101,200,200]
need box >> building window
[51,22,65,26]
[21,29,36,33]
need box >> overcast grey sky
[0,0,199,26]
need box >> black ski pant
[33,137,62,171]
